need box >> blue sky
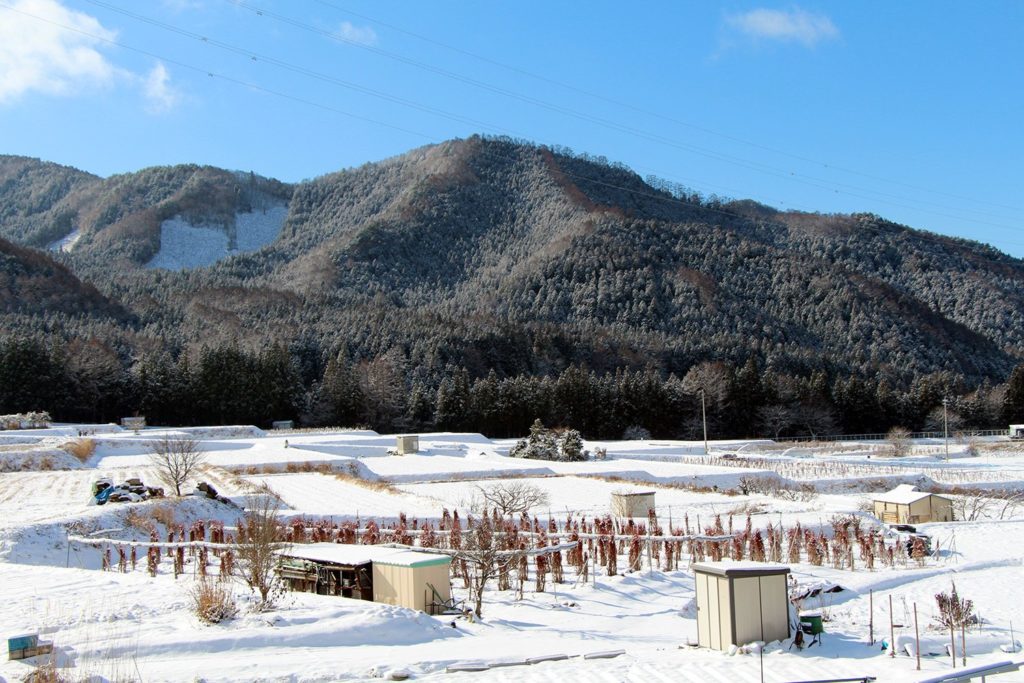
[1,1,1021,254]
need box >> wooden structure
[395,435,420,455]
[277,544,451,612]
[271,420,294,430]
[693,562,791,649]
[120,416,146,430]
[872,484,954,524]
[8,634,53,661]
[610,491,656,518]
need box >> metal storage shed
[276,544,451,612]
[693,562,791,649]
[872,484,953,524]
[610,491,656,518]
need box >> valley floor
[1,427,1022,682]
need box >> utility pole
[699,387,708,455]
[943,397,949,460]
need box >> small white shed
[610,491,656,518]
[396,435,420,455]
[693,562,791,649]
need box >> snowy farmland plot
[2,426,1024,682]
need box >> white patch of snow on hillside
[145,203,288,270]
[46,227,83,253]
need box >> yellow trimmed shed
[872,484,953,524]
[693,562,791,649]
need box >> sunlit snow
[145,203,288,270]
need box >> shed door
[696,572,711,648]
[700,573,724,651]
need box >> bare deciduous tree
[885,426,912,457]
[148,436,204,496]
[757,404,794,438]
[476,481,549,517]
[454,511,524,618]
[235,483,286,610]
[950,488,1024,521]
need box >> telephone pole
[943,397,949,460]
[699,387,708,455]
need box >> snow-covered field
[2,426,1023,682]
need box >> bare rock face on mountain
[0,135,1022,383]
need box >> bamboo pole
[914,602,921,670]
[889,594,895,658]
[869,590,874,645]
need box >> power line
[312,0,1024,216]
[81,0,519,138]
[3,1,1023,255]
[224,0,1023,227]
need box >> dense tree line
[3,336,1023,439]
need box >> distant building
[120,416,146,430]
[872,484,953,524]
[395,435,419,455]
[693,562,791,649]
[610,491,656,518]
[1010,424,1024,439]
[276,544,451,613]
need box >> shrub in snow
[509,420,587,461]
[191,579,239,624]
[886,426,912,457]
[0,411,51,430]
[622,425,651,440]
[60,438,96,463]
[935,581,974,668]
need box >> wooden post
[889,594,895,657]
[647,527,653,577]
[914,602,921,670]
[869,590,874,645]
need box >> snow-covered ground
[2,425,1023,682]
[145,203,288,270]
[46,227,84,253]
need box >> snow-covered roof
[277,543,450,568]
[692,561,790,577]
[872,484,951,505]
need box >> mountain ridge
[0,136,1021,387]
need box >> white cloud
[142,62,180,114]
[0,1,183,113]
[0,0,122,103]
[337,21,377,46]
[726,7,839,47]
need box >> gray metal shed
[693,562,791,649]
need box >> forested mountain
[2,136,1023,435]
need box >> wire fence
[768,429,1008,444]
